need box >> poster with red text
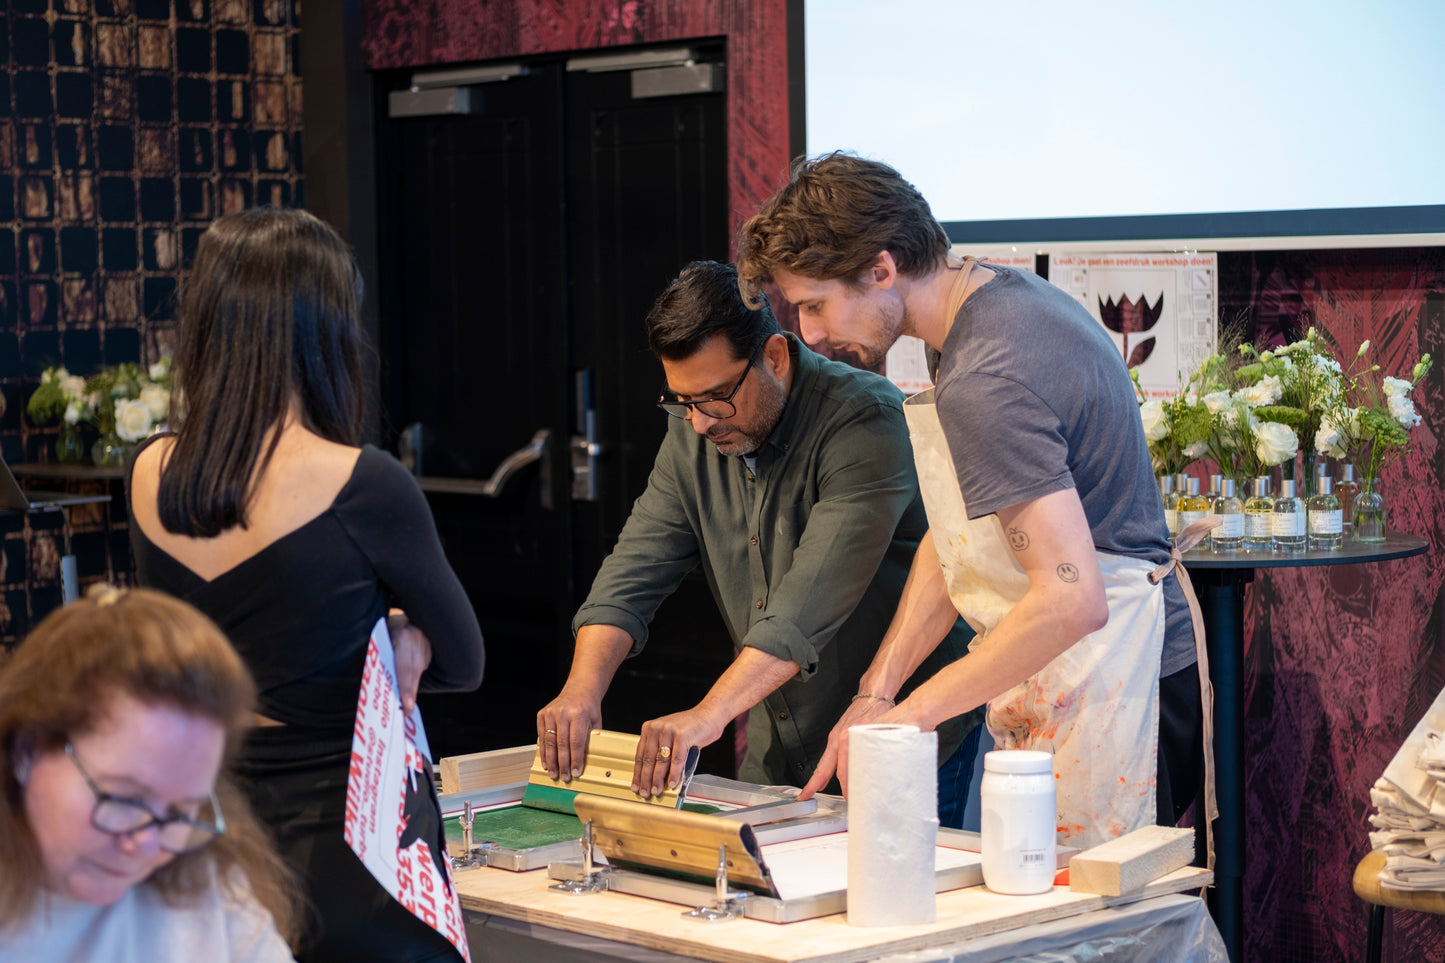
[345,618,471,961]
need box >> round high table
[1182,532,1429,963]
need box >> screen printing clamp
[451,801,489,870]
[681,844,749,923]
[547,820,610,895]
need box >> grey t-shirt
[932,263,1194,675]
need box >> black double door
[374,51,739,772]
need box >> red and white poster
[345,618,471,961]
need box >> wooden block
[1067,825,1196,896]
[439,744,537,794]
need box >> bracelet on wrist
[851,692,895,707]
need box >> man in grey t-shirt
[737,153,1203,843]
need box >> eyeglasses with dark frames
[657,348,761,420]
[65,742,226,854]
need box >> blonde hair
[0,587,299,944]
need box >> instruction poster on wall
[1047,253,1218,400]
[885,251,1037,395]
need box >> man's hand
[536,692,603,782]
[393,621,433,715]
[797,695,894,800]
[633,707,730,798]
[538,625,634,781]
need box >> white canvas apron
[903,260,1217,854]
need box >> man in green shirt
[536,261,978,824]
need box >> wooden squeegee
[520,729,701,815]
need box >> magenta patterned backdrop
[1223,248,1445,961]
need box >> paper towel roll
[847,723,939,926]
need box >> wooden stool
[1353,849,1445,963]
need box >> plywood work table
[454,862,1217,963]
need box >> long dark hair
[158,207,365,536]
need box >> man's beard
[707,369,788,457]
[847,298,907,370]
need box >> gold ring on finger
[658,745,672,760]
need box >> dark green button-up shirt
[574,335,978,787]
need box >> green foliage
[1253,405,1307,426]
[26,378,66,425]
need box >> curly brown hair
[0,587,300,946]
[736,151,950,308]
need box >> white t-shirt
[0,869,294,963]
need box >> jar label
[1164,508,1178,534]
[1246,512,1273,537]
[1215,512,1244,537]
[1271,510,1305,536]
[1309,509,1343,534]
[1178,510,1208,530]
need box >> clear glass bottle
[1272,478,1307,553]
[1353,479,1387,543]
[1211,478,1244,552]
[1336,464,1362,531]
[1307,476,1343,550]
[1207,473,1222,501]
[1158,475,1178,539]
[1176,476,1210,534]
[1243,477,1273,552]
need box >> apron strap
[941,256,978,340]
[1149,516,1220,873]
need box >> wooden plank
[439,745,536,794]
[454,862,1212,963]
[1067,826,1197,896]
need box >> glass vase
[55,423,84,464]
[92,432,128,468]
[1352,479,1386,543]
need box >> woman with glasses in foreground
[0,586,298,961]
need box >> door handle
[407,428,553,509]
[480,429,552,499]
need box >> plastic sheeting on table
[874,894,1226,963]
[464,893,1225,963]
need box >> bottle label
[1164,509,1178,534]
[1178,510,1208,530]
[1215,512,1244,537]
[1309,509,1343,534]
[1271,510,1305,536]
[1246,512,1273,537]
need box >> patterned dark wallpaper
[0,0,304,646]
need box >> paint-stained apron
[902,260,1217,853]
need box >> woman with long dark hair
[127,207,484,962]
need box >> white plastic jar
[980,749,1057,894]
